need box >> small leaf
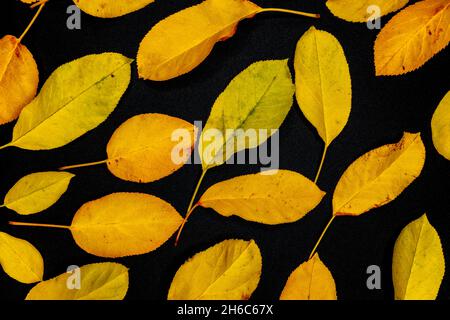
[26,262,129,300]
[431,91,450,160]
[294,27,351,147]
[73,0,154,18]
[5,53,132,150]
[280,254,337,300]
[333,132,425,216]
[0,35,38,125]
[374,0,450,76]
[4,171,74,215]
[168,239,261,300]
[393,214,445,300]
[199,60,294,169]
[0,232,43,284]
[198,170,325,224]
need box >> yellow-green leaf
[280,254,337,300]
[0,232,43,284]
[199,60,294,169]
[26,262,129,300]
[0,35,38,125]
[198,170,325,224]
[294,27,351,146]
[374,0,450,76]
[168,239,261,300]
[333,132,425,216]
[326,0,409,23]
[3,171,74,215]
[431,91,450,160]
[70,193,182,257]
[392,214,445,300]
[74,0,154,18]
[4,53,132,150]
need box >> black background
[1,0,449,300]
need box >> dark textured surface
[1,0,449,300]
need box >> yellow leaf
[20,0,39,3]
[198,170,325,224]
[0,35,38,125]
[0,232,43,284]
[199,60,294,169]
[26,262,129,300]
[392,214,445,300]
[168,239,261,300]
[326,0,409,23]
[431,91,450,160]
[3,53,132,150]
[3,171,74,215]
[70,193,182,257]
[73,0,154,18]
[333,132,425,216]
[374,0,450,76]
[294,27,351,146]
[280,254,337,300]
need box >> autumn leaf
[280,254,337,300]
[168,239,261,300]
[392,214,445,300]
[374,0,450,76]
[431,91,450,160]
[73,0,154,18]
[0,53,132,150]
[2,171,74,215]
[26,262,129,300]
[333,132,425,216]
[197,170,325,224]
[20,0,40,3]
[0,232,43,284]
[326,0,409,23]
[137,0,318,81]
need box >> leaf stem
[308,215,335,259]
[175,204,199,246]
[18,0,47,44]
[314,144,328,184]
[9,221,71,230]
[59,159,108,171]
[260,8,320,19]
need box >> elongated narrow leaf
[0,35,38,125]
[333,132,425,216]
[74,0,154,18]
[280,254,337,300]
[375,0,450,76]
[393,214,445,300]
[198,170,325,224]
[4,171,74,215]
[431,91,450,160]
[26,262,128,300]
[137,0,262,81]
[0,232,43,284]
[199,60,294,169]
[294,27,351,146]
[168,239,261,300]
[70,193,183,257]
[5,53,132,150]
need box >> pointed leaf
[431,91,450,160]
[74,0,154,18]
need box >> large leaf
[74,0,154,18]
[431,91,450,160]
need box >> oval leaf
[431,91,450,160]
[4,171,74,215]
[0,232,43,283]
[199,60,295,169]
[74,0,154,18]
[294,27,351,146]
[375,0,450,76]
[137,0,261,81]
[168,239,261,300]
[0,35,38,125]
[393,214,445,300]
[7,53,132,150]
[106,113,196,183]
[70,193,183,257]
[333,132,425,216]
[26,262,129,300]
[198,170,325,224]
[280,254,337,300]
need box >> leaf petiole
[9,221,70,230]
[260,8,320,19]
[308,215,335,259]
[59,159,108,171]
[314,144,328,184]
[18,0,48,44]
